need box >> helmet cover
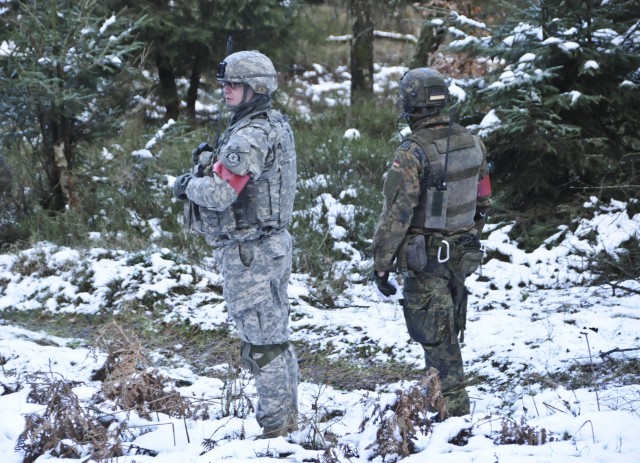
[398,68,449,111]
[217,50,278,96]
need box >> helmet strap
[241,85,253,105]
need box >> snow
[99,15,117,35]
[584,60,599,70]
[343,128,361,140]
[144,119,176,150]
[131,149,155,159]
[566,90,582,105]
[467,109,501,138]
[1,196,639,463]
[559,41,581,53]
[519,53,536,63]
[452,14,487,30]
[290,63,406,112]
[327,31,418,44]
[1,15,639,458]
[448,81,466,102]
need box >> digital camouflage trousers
[216,230,299,433]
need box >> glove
[173,173,193,200]
[197,150,215,169]
[373,272,402,301]
[192,142,213,165]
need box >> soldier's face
[223,82,253,107]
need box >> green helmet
[217,50,278,96]
[398,68,449,113]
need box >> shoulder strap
[405,129,442,190]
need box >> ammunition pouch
[240,340,289,374]
[453,234,483,276]
[404,234,428,273]
[184,200,205,235]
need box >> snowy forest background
[1,1,639,462]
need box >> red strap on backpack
[212,161,250,194]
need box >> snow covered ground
[1,196,639,463]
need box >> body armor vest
[202,109,297,240]
[407,123,484,232]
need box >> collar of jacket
[230,95,271,124]
[409,113,449,131]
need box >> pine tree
[0,0,145,212]
[106,0,298,121]
[449,0,640,211]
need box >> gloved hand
[173,173,193,200]
[192,142,213,165]
[373,271,402,301]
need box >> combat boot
[257,416,298,439]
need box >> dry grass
[16,372,124,463]
[94,322,189,419]
[365,370,441,461]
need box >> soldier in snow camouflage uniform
[372,68,492,419]
[173,50,298,438]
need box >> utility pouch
[405,234,428,272]
[423,188,448,230]
[184,200,205,235]
[456,236,483,276]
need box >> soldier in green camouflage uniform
[173,51,298,438]
[373,68,492,419]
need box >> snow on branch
[327,31,417,44]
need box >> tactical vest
[201,109,297,240]
[407,123,484,232]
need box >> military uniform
[373,113,491,418]
[178,51,299,437]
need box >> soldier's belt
[399,232,479,275]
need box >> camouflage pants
[401,260,470,417]
[216,230,299,432]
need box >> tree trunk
[185,48,206,120]
[156,52,180,121]
[410,22,445,69]
[53,141,80,210]
[0,154,11,198]
[349,0,374,104]
[38,60,80,213]
[41,144,66,213]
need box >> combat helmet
[217,50,278,96]
[398,68,449,115]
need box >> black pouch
[456,236,483,276]
[406,234,428,272]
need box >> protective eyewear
[221,81,241,89]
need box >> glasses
[221,81,241,89]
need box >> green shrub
[290,98,399,296]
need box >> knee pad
[240,340,289,374]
